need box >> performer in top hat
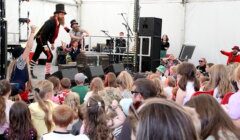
[220,46,240,65]
[30,3,66,79]
[69,19,89,49]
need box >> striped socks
[30,60,37,71]
[45,63,52,74]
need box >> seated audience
[84,77,105,102]
[204,64,232,102]
[135,98,200,140]
[41,105,89,140]
[71,73,89,104]
[63,92,80,131]
[164,76,176,100]
[53,78,72,104]
[29,80,58,139]
[116,71,133,98]
[81,95,113,140]
[196,58,207,74]
[186,94,240,140]
[4,101,37,140]
[47,76,61,96]
[175,62,200,105]
[227,65,240,128]
[0,80,14,139]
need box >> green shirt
[71,85,89,104]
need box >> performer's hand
[51,44,55,50]
[30,25,37,33]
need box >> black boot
[30,70,37,79]
[45,74,51,79]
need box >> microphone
[101,30,108,32]
[118,13,126,15]
[122,23,127,27]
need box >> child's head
[53,105,74,128]
[61,78,71,89]
[48,76,61,92]
[64,92,80,118]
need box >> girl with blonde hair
[84,77,105,102]
[116,71,133,98]
[29,80,58,139]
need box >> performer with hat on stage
[220,46,240,65]
[69,19,89,50]
[30,3,67,79]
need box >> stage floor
[33,65,58,80]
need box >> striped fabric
[30,60,37,70]
[45,63,51,74]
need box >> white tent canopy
[5,0,240,65]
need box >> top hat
[70,19,78,28]
[54,4,66,15]
[232,46,240,51]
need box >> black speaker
[84,65,104,80]
[0,20,7,79]
[141,57,160,72]
[104,64,124,75]
[0,0,6,18]
[139,17,162,36]
[61,68,78,81]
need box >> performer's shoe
[45,74,51,79]
[31,70,37,79]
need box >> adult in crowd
[220,46,240,65]
[69,19,89,49]
[71,73,89,104]
[175,62,200,105]
[30,4,67,79]
[186,94,240,140]
[29,80,58,139]
[135,98,199,140]
[196,58,207,74]
[7,25,36,101]
[0,80,14,139]
[4,101,37,140]
[160,34,170,51]
[118,78,157,140]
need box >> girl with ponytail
[29,80,58,139]
[176,62,200,105]
[0,80,14,139]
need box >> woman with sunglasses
[196,58,207,74]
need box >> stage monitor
[179,44,196,61]
[61,68,78,81]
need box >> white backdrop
[5,0,240,64]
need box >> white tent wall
[6,0,78,45]
[80,0,185,54]
[184,0,240,65]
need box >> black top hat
[70,19,78,28]
[54,4,66,15]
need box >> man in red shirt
[220,46,240,65]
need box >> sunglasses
[199,60,203,62]
[131,90,141,95]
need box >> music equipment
[179,45,196,61]
[139,17,162,36]
[104,64,124,75]
[133,0,140,72]
[61,67,78,81]
[84,65,104,80]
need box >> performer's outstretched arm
[22,25,37,61]
[220,50,231,56]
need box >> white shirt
[183,82,195,104]
[41,131,89,140]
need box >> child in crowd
[41,105,89,140]
[54,78,73,104]
[0,80,14,139]
[4,101,37,140]
[29,80,58,139]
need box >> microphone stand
[101,30,115,64]
[120,13,133,70]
